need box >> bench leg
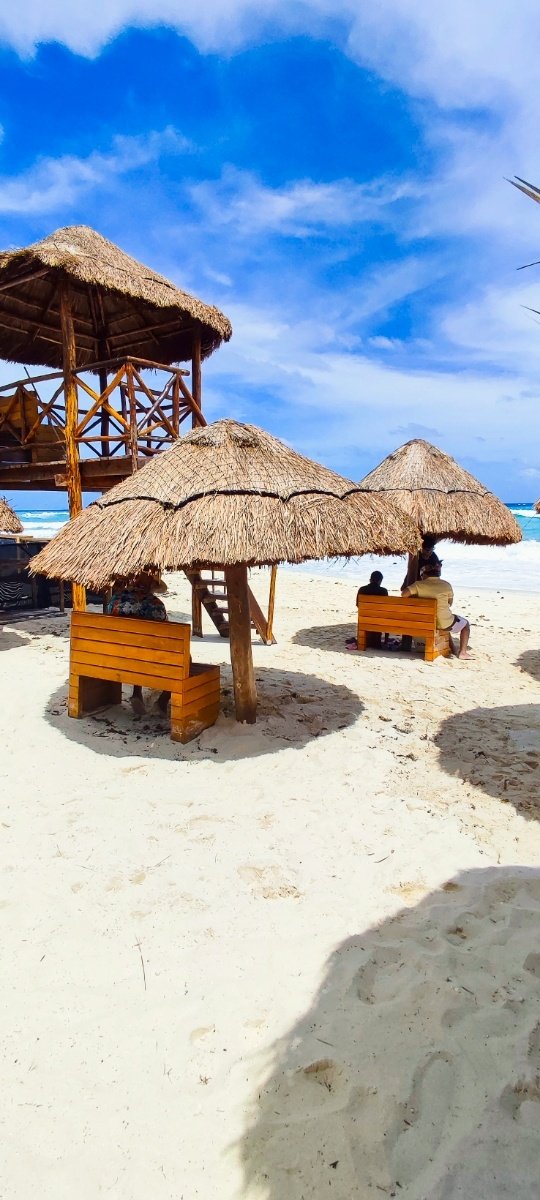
[357,629,367,651]
[425,637,435,662]
[69,673,122,717]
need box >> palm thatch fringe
[0,497,23,534]
[31,420,420,589]
[359,440,521,546]
[0,225,232,369]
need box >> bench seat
[69,611,221,742]
[357,595,450,662]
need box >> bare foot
[458,650,471,660]
[130,694,146,716]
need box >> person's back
[356,570,389,649]
[356,570,388,606]
[405,573,453,630]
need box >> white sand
[1,568,540,1198]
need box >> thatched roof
[0,225,232,369]
[358,439,521,546]
[0,497,23,534]
[31,420,420,589]
[535,499,540,514]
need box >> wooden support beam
[0,268,49,292]
[191,327,202,428]
[225,564,257,723]
[59,282,86,612]
[266,566,277,644]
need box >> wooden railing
[0,355,205,466]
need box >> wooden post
[266,566,277,643]
[172,374,180,437]
[191,583,203,638]
[225,564,257,723]
[404,552,419,587]
[59,282,86,612]
[126,362,138,471]
[191,328,202,429]
[98,367,109,456]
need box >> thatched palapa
[0,496,23,534]
[32,420,420,723]
[0,225,232,369]
[359,440,521,546]
[32,420,420,589]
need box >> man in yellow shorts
[402,562,471,660]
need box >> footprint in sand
[354,945,405,1004]
[389,1051,457,1184]
[237,864,302,900]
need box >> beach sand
[1,568,539,1198]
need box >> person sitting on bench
[106,571,171,714]
[402,563,471,660]
[356,570,389,649]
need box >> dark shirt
[418,549,442,575]
[356,583,388,605]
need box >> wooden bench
[357,596,451,662]
[69,611,221,742]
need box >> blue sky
[1,1,540,506]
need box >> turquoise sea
[12,502,540,542]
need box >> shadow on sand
[239,865,540,1199]
[434,703,540,820]
[0,627,33,650]
[516,649,540,684]
[292,622,424,658]
[44,664,365,762]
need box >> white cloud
[0,126,189,215]
[202,295,540,477]
[189,167,415,238]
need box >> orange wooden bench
[357,595,450,662]
[68,611,221,742]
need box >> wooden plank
[359,599,436,614]
[71,611,190,646]
[70,655,181,691]
[71,635,186,669]
[358,619,434,634]
[71,646,182,682]
[185,664,220,688]
[70,628,188,656]
[178,678,220,708]
[172,693,220,720]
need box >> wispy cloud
[189,167,415,238]
[0,126,189,215]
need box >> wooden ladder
[185,568,276,645]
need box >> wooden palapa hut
[359,438,521,584]
[0,497,23,534]
[32,419,420,723]
[0,223,232,613]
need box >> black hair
[370,570,383,583]
[422,534,437,550]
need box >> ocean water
[12,503,540,594]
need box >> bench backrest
[70,611,191,689]
[358,595,438,637]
